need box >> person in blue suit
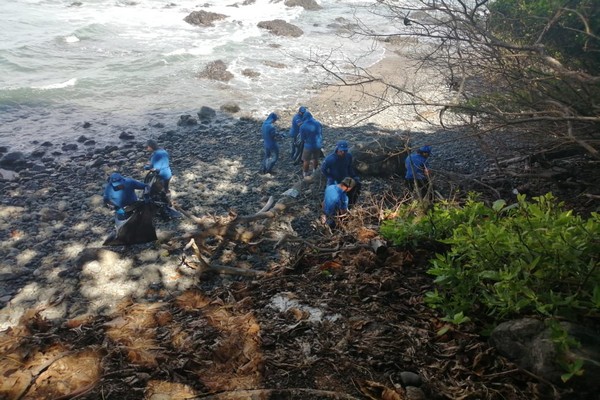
[322,177,356,229]
[289,106,306,163]
[321,140,361,206]
[103,172,147,223]
[261,112,281,174]
[103,172,158,245]
[145,139,172,193]
[405,145,432,197]
[299,111,323,177]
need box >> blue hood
[108,172,125,188]
[267,112,278,122]
[302,111,313,122]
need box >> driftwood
[171,174,320,276]
[170,167,396,276]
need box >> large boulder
[197,106,217,122]
[184,10,227,27]
[490,318,600,391]
[198,60,234,82]
[351,137,409,177]
[284,0,323,11]
[0,151,30,171]
[257,19,303,37]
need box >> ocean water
[0,0,401,153]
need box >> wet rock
[77,135,89,143]
[263,60,286,69]
[257,19,303,37]
[83,121,92,128]
[284,0,322,11]
[220,102,240,114]
[198,60,234,82]
[184,10,228,27]
[242,68,260,78]
[197,106,217,121]
[177,115,198,126]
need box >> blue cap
[108,172,124,188]
[418,145,432,154]
[298,106,307,114]
[336,140,349,152]
[268,112,278,121]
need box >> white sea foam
[64,35,79,43]
[0,0,400,150]
[32,78,77,90]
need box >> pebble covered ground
[0,104,495,329]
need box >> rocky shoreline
[0,95,492,328]
[0,37,550,331]
[0,44,510,330]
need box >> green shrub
[380,194,489,247]
[381,193,600,324]
[431,194,599,321]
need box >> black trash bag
[144,170,182,220]
[144,170,167,205]
[292,139,304,165]
[103,200,158,246]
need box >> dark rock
[184,10,227,27]
[399,371,422,387]
[31,149,46,158]
[177,115,198,126]
[103,145,120,153]
[41,141,53,147]
[61,143,78,151]
[77,135,88,143]
[284,0,322,11]
[257,19,303,37]
[490,318,600,389]
[198,60,234,82]
[489,318,544,360]
[84,140,96,146]
[119,131,135,140]
[30,163,46,172]
[0,152,28,170]
[0,146,8,154]
[83,121,92,128]
[197,106,217,121]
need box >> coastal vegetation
[320,0,600,389]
